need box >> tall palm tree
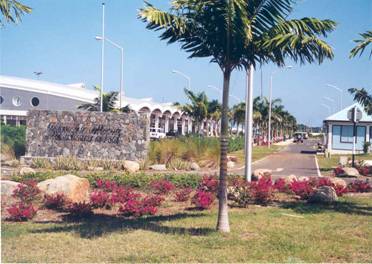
[79,91,118,112]
[350,30,372,59]
[0,0,31,24]
[348,88,372,115]
[232,102,246,132]
[139,0,335,233]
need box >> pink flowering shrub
[43,193,65,210]
[119,194,163,217]
[67,202,93,217]
[150,179,175,195]
[348,180,372,193]
[7,203,37,221]
[12,180,40,203]
[191,190,215,209]
[90,190,110,209]
[198,176,218,193]
[357,166,371,176]
[334,166,345,176]
[273,178,290,193]
[250,176,274,204]
[290,179,314,199]
[174,188,193,202]
[110,186,141,204]
[95,179,118,192]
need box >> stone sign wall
[26,110,149,161]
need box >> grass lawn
[3,194,371,263]
[317,153,372,176]
[231,145,282,167]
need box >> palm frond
[350,30,372,59]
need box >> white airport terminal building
[0,75,220,137]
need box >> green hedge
[1,125,26,157]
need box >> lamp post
[99,3,105,112]
[172,70,191,90]
[268,65,293,148]
[326,84,343,111]
[95,36,124,108]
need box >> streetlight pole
[244,64,254,182]
[172,70,191,90]
[96,36,124,108]
[207,85,242,103]
[268,65,292,148]
[326,84,343,111]
[99,3,105,112]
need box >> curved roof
[0,75,184,117]
[324,103,372,122]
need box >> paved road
[237,139,320,178]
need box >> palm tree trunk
[216,68,231,233]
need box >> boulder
[342,167,360,177]
[328,177,347,188]
[227,155,238,162]
[298,176,310,181]
[227,161,235,169]
[37,174,90,203]
[1,180,24,197]
[362,160,372,167]
[149,164,167,171]
[338,156,348,166]
[190,162,200,171]
[19,167,35,175]
[308,186,338,204]
[123,160,140,173]
[253,169,272,180]
[285,174,298,184]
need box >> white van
[150,127,166,139]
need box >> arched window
[0,96,4,104]
[12,96,21,107]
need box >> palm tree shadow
[31,212,214,239]
[279,200,372,216]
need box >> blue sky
[1,0,371,126]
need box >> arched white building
[0,75,219,136]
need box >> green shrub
[11,171,58,182]
[1,125,26,157]
[31,158,52,169]
[228,136,244,152]
[54,156,82,170]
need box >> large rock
[227,161,235,169]
[149,164,167,171]
[227,155,238,162]
[19,167,35,175]
[362,160,372,167]
[308,186,338,204]
[285,174,298,184]
[1,180,24,197]
[190,162,200,171]
[123,160,140,173]
[298,176,310,181]
[342,167,360,177]
[328,177,347,188]
[253,169,272,180]
[37,174,90,203]
[338,156,348,166]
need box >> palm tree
[350,30,372,59]
[232,102,245,132]
[0,0,31,24]
[348,88,372,115]
[178,88,209,133]
[139,0,335,233]
[79,91,118,112]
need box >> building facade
[324,103,372,154]
[0,75,219,136]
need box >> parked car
[166,129,180,138]
[293,133,304,143]
[150,128,166,140]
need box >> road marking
[314,155,321,177]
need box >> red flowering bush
[150,179,175,195]
[90,190,110,209]
[290,180,314,199]
[357,166,371,176]
[67,202,93,217]
[198,176,218,193]
[334,166,345,176]
[315,178,348,197]
[110,186,141,204]
[250,176,274,204]
[13,180,40,203]
[43,193,65,210]
[174,188,193,202]
[95,179,118,192]
[227,178,251,207]
[118,194,163,217]
[7,202,37,221]
[273,178,290,193]
[191,190,215,209]
[347,180,372,193]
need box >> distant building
[0,75,219,136]
[323,103,372,154]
